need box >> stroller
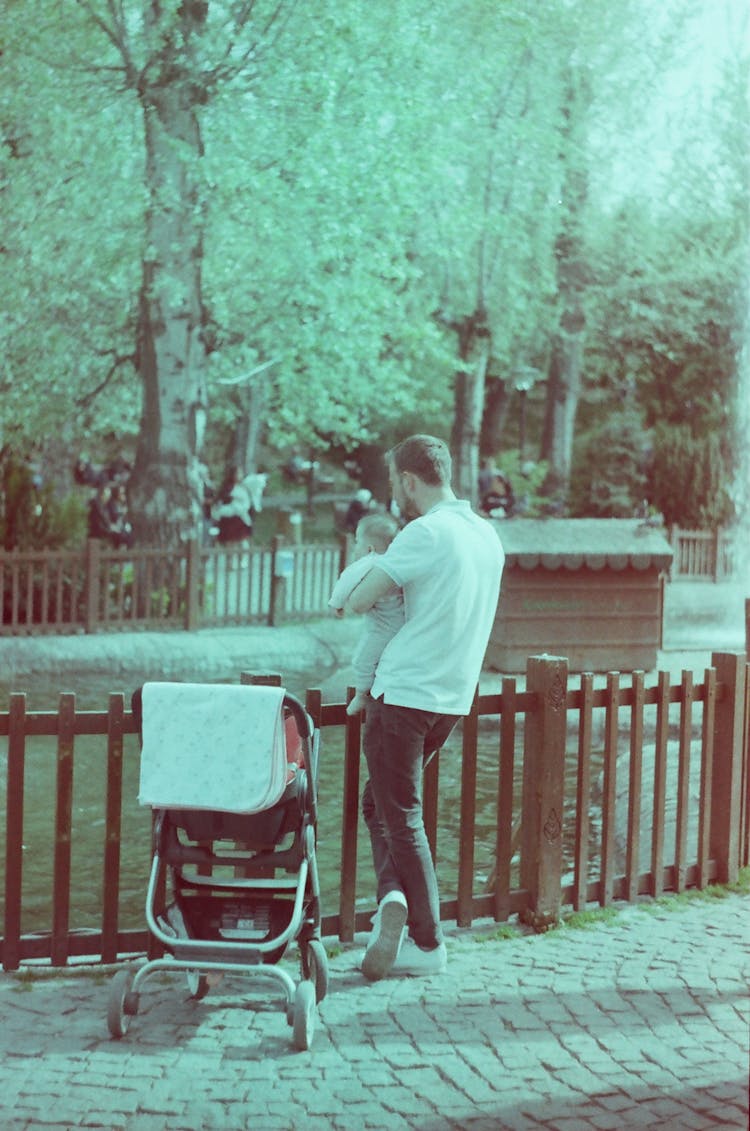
[107,681,327,1051]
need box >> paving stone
[2,892,748,1131]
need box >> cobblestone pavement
[1,892,747,1131]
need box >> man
[346,434,504,979]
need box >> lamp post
[514,370,535,467]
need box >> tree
[574,0,749,528]
[410,3,561,501]
[1,0,745,542]
[538,65,589,500]
[177,2,459,475]
[0,4,142,471]
[568,407,651,518]
[66,1,308,546]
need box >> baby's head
[354,512,399,559]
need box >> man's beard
[394,485,419,522]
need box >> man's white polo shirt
[370,499,504,715]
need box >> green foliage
[648,424,735,530]
[0,453,87,551]
[568,407,651,518]
[473,924,518,943]
[578,182,744,526]
[559,906,620,931]
[0,0,745,543]
[493,451,551,518]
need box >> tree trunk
[540,325,583,494]
[449,312,491,504]
[230,375,268,476]
[539,69,589,502]
[481,376,512,458]
[128,14,209,548]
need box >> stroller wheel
[302,939,329,1004]
[292,981,316,1051]
[185,970,210,1000]
[107,969,136,1039]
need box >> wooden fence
[1,652,747,970]
[0,537,348,635]
[670,527,736,581]
[0,525,736,636]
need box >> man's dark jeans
[362,697,458,950]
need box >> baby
[329,512,404,716]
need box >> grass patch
[638,866,750,915]
[537,868,750,935]
[473,924,519,944]
[11,970,36,992]
[559,906,621,931]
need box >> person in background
[87,483,116,542]
[243,471,268,515]
[107,484,134,549]
[477,456,499,499]
[480,471,515,518]
[344,488,374,534]
[214,466,254,545]
[344,434,504,981]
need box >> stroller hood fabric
[138,682,289,814]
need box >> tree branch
[74,0,138,86]
[75,353,135,408]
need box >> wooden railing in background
[2,652,747,970]
[0,536,348,635]
[670,527,736,581]
[0,525,738,636]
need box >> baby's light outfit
[328,552,405,697]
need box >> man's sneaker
[392,938,447,976]
[360,891,408,981]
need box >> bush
[568,410,651,518]
[1,452,87,550]
[647,424,735,530]
[491,452,552,517]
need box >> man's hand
[346,565,396,614]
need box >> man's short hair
[387,434,452,486]
[356,512,399,553]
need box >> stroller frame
[107,687,327,1052]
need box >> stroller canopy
[138,682,290,814]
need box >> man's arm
[346,565,397,614]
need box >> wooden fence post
[268,536,282,626]
[520,654,568,931]
[338,689,361,943]
[338,533,349,577]
[101,694,125,964]
[51,693,75,967]
[709,651,746,883]
[184,538,201,631]
[3,694,26,971]
[712,528,720,582]
[457,691,479,928]
[84,538,101,634]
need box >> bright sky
[593,0,748,210]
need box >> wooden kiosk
[486,518,674,673]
